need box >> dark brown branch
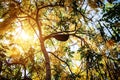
[36,4,51,80]
[38,4,64,11]
[43,31,75,41]
[6,61,27,79]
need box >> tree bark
[36,16,51,80]
[40,40,51,80]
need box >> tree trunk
[36,18,51,80]
[40,41,51,80]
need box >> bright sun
[20,30,30,41]
[14,21,31,41]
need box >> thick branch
[38,3,64,11]
[0,12,17,34]
[43,31,75,41]
[36,9,51,80]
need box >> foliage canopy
[0,0,120,80]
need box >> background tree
[0,0,120,80]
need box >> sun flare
[20,30,30,41]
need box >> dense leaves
[0,0,120,80]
